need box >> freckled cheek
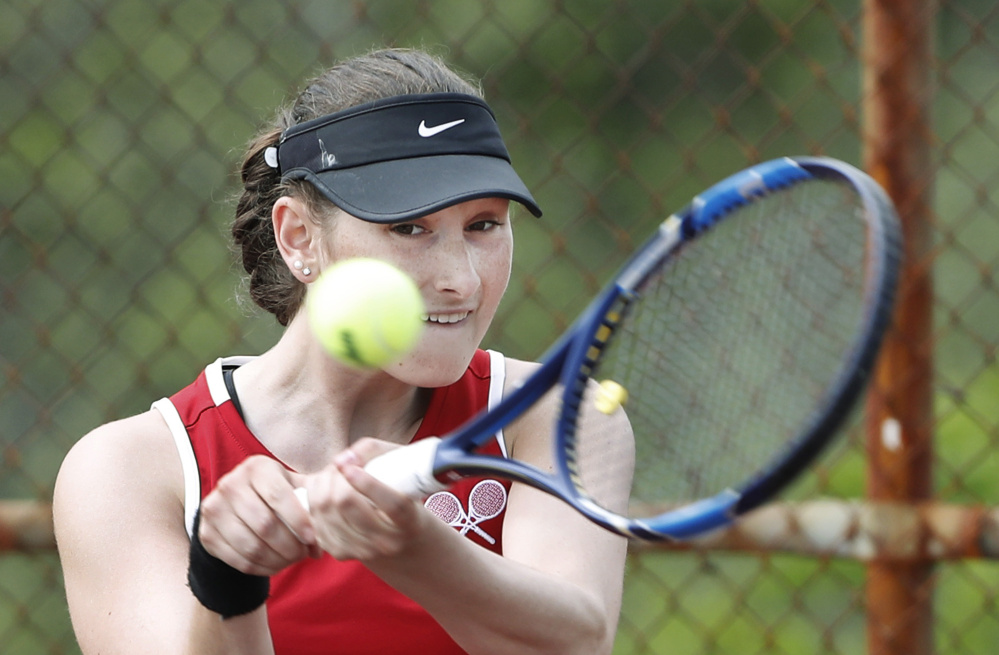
[322,232,384,268]
[480,237,512,284]
[478,248,513,313]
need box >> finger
[202,467,315,573]
[308,469,382,536]
[337,461,420,534]
[306,469,399,560]
[271,472,316,545]
[243,473,318,559]
[337,437,396,466]
[197,493,276,575]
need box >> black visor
[267,93,542,223]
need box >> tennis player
[54,48,633,654]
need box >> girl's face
[320,197,514,387]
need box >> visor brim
[290,154,542,223]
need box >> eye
[390,223,426,236]
[468,217,502,232]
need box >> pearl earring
[294,260,312,276]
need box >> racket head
[556,156,901,540]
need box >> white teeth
[422,311,470,324]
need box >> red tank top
[158,350,511,654]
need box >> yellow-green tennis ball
[594,379,628,415]
[306,258,425,368]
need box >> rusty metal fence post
[862,1,938,654]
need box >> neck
[231,313,431,472]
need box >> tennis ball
[306,258,425,368]
[594,379,629,415]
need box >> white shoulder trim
[486,350,509,458]
[205,358,228,406]
[152,397,201,538]
[204,355,256,407]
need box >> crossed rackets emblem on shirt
[424,479,507,545]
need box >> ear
[272,197,321,282]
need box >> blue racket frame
[418,156,900,541]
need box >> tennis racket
[356,156,900,541]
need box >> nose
[431,235,481,299]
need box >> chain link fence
[2,0,997,653]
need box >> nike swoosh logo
[418,118,466,137]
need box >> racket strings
[574,179,875,518]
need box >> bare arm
[54,411,279,655]
[364,487,627,655]
[305,359,634,655]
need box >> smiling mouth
[422,311,471,325]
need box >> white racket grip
[364,437,447,498]
[294,487,310,513]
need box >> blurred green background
[2,0,998,653]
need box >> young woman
[55,48,633,655]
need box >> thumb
[336,437,400,467]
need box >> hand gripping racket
[354,156,900,541]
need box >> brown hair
[232,49,482,325]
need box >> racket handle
[365,437,447,498]
[291,438,446,512]
[293,487,310,513]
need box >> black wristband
[187,508,270,619]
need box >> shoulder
[500,357,634,469]
[501,355,539,384]
[497,357,554,461]
[54,409,228,652]
[54,409,184,538]
[58,409,177,480]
